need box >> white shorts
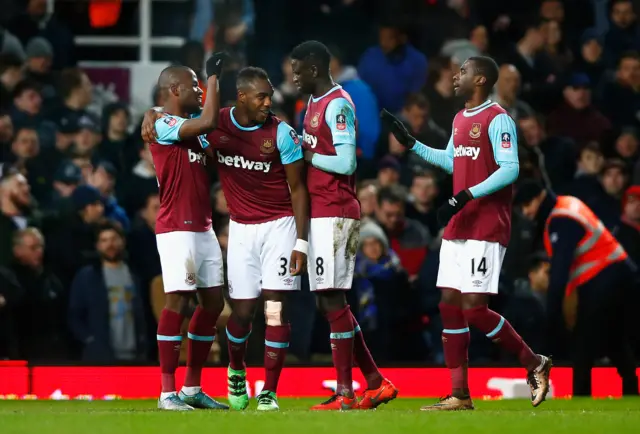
[227,216,301,300]
[308,217,360,291]
[156,229,224,293]
[436,239,506,294]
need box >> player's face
[179,70,204,114]
[453,60,481,97]
[291,59,316,95]
[240,78,274,124]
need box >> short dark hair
[528,252,549,273]
[0,53,23,75]
[579,141,602,158]
[290,40,332,73]
[58,68,87,100]
[467,56,500,88]
[12,79,40,99]
[611,0,633,11]
[95,220,125,241]
[403,93,429,111]
[236,66,269,89]
[617,50,640,68]
[377,185,406,206]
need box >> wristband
[293,239,308,255]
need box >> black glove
[380,109,416,148]
[205,52,226,78]
[437,190,472,227]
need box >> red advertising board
[1,366,638,400]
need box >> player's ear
[311,65,318,79]
[476,76,487,86]
[169,83,180,97]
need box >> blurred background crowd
[0,0,639,368]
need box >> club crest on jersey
[469,123,482,139]
[164,117,177,127]
[336,113,346,131]
[260,139,275,154]
[501,132,511,148]
[219,135,230,142]
[289,129,300,145]
[185,272,196,286]
[310,113,320,129]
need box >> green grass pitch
[1,398,639,434]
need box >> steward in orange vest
[514,180,638,397]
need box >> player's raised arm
[144,53,226,145]
[277,122,309,276]
[466,113,519,199]
[380,109,453,174]
[303,98,357,175]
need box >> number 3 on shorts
[471,256,488,276]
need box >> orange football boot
[310,394,358,411]
[356,378,399,409]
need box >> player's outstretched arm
[278,122,309,276]
[304,98,357,175]
[174,53,225,139]
[467,114,519,199]
[380,109,453,174]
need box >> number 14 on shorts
[471,257,488,276]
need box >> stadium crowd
[0,0,639,369]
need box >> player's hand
[289,249,307,276]
[206,52,226,78]
[304,150,314,163]
[437,190,472,227]
[380,109,416,148]
[141,109,164,143]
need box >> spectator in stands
[358,22,428,113]
[576,29,606,89]
[0,171,33,267]
[597,51,640,130]
[24,37,56,102]
[5,0,76,69]
[614,127,640,168]
[567,142,606,200]
[118,142,158,217]
[540,19,573,73]
[405,170,440,238]
[493,64,534,121]
[68,221,147,362]
[376,155,401,188]
[518,114,576,192]
[0,25,25,60]
[47,160,82,213]
[47,68,94,150]
[604,0,640,68]
[0,54,24,112]
[10,80,43,129]
[423,56,457,135]
[329,45,380,162]
[499,19,558,111]
[357,181,378,222]
[596,159,630,224]
[88,162,129,232]
[613,185,640,265]
[9,227,67,360]
[45,185,104,288]
[547,72,612,148]
[374,185,430,280]
[9,127,40,174]
[97,102,134,173]
[352,220,410,361]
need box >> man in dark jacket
[68,221,147,362]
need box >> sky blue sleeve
[311,144,357,175]
[488,113,519,164]
[468,114,520,198]
[155,115,187,145]
[411,133,454,174]
[325,98,356,146]
[277,122,303,164]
